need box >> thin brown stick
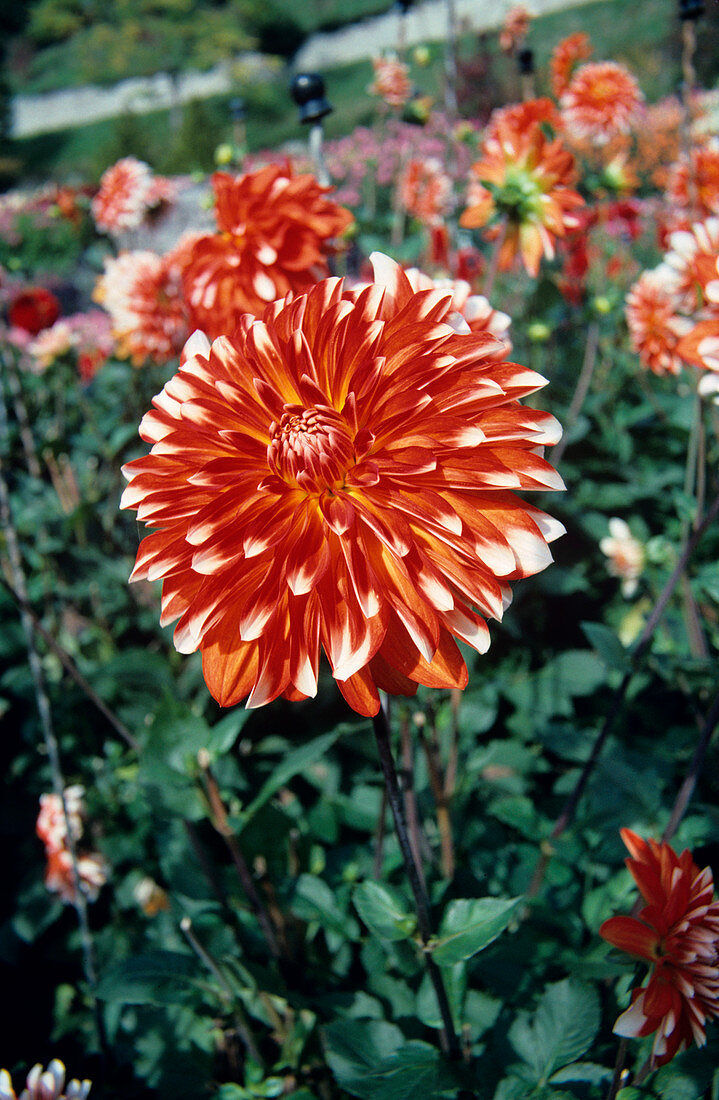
[198,751,282,960]
[604,1037,628,1100]
[400,713,426,891]
[0,574,139,751]
[373,704,461,1058]
[553,321,600,465]
[418,720,455,880]
[373,785,388,879]
[662,690,719,846]
[526,487,719,899]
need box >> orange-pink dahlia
[625,268,691,376]
[182,166,353,340]
[121,254,564,717]
[398,158,453,226]
[499,5,531,54]
[665,140,719,221]
[561,61,643,145]
[460,120,584,277]
[600,829,719,1067]
[369,54,411,109]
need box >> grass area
[10,0,719,185]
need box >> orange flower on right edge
[460,119,584,277]
[600,829,719,1067]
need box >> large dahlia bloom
[121,255,564,717]
[460,121,584,277]
[560,61,643,145]
[182,166,353,340]
[600,829,719,1067]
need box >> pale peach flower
[599,518,645,597]
[499,5,531,53]
[561,61,643,145]
[369,54,411,109]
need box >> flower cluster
[600,830,719,1067]
[36,787,106,905]
[626,216,719,397]
[369,53,411,110]
[122,253,564,717]
[0,1061,90,1100]
[29,310,113,381]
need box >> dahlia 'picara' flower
[398,158,453,226]
[121,254,564,717]
[460,120,583,277]
[560,61,643,145]
[181,166,353,339]
[485,98,562,145]
[600,829,719,1067]
[662,218,719,311]
[404,267,512,354]
[665,140,719,221]
[550,32,593,99]
[91,157,153,235]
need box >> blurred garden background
[1,1,719,1098]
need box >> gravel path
[12,0,597,138]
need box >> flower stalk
[372,703,461,1058]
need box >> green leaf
[353,881,416,942]
[550,1062,612,1085]
[508,978,600,1085]
[292,874,360,941]
[324,1020,444,1100]
[431,896,521,966]
[240,729,343,828]
[96,952,200,1005]
[581,622,629,670]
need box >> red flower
[561,61,643,145]
[182,166,353,339]
[600,829,719,1067]
[9,287,61,335]
[461,120,584,277]
[121,254,564,717]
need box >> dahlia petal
[613,992,651,1037]
[600,915,660,960]
[442,605,491,653]
[336,665,381,717]
[202,637,259,708]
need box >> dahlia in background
[625,268,691,376]
[36,788,106,905]
[560,61,643,145]
[122,253,564,717]
[499,5,531,54]
[181,165,353,339]
[403,267,512,353]
[369,53,411,110]
[600,829,719,1067]
[0,1060,91,1100]
[8,286,61,335]
[461,118,583,277]
[599,517,645,597]
[29,310,113,381]
[94,239,194,366]
[398,158,453,226]
[91,156,175,236]
[664,139,719,222]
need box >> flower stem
[526,486,719,897]
[662,688,719,845]
[372,703,461,1058]
[553,320,600,465]
[604,1037,628,1100]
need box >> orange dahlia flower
[499,5,531,54]
[665,140,719,221]
[460,121,583,277]
[398,157,453,226]
[662,218,719,311]
[550,32,593,99]
[561,61,643,145]
[181,166,353,340]
[625,269,691,376]
[94,239,194,367]
[369,54,411,109]
[91,156,153,235]
[600,829,719,1067]
[485,98,562,144]
[121,254,564,717]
